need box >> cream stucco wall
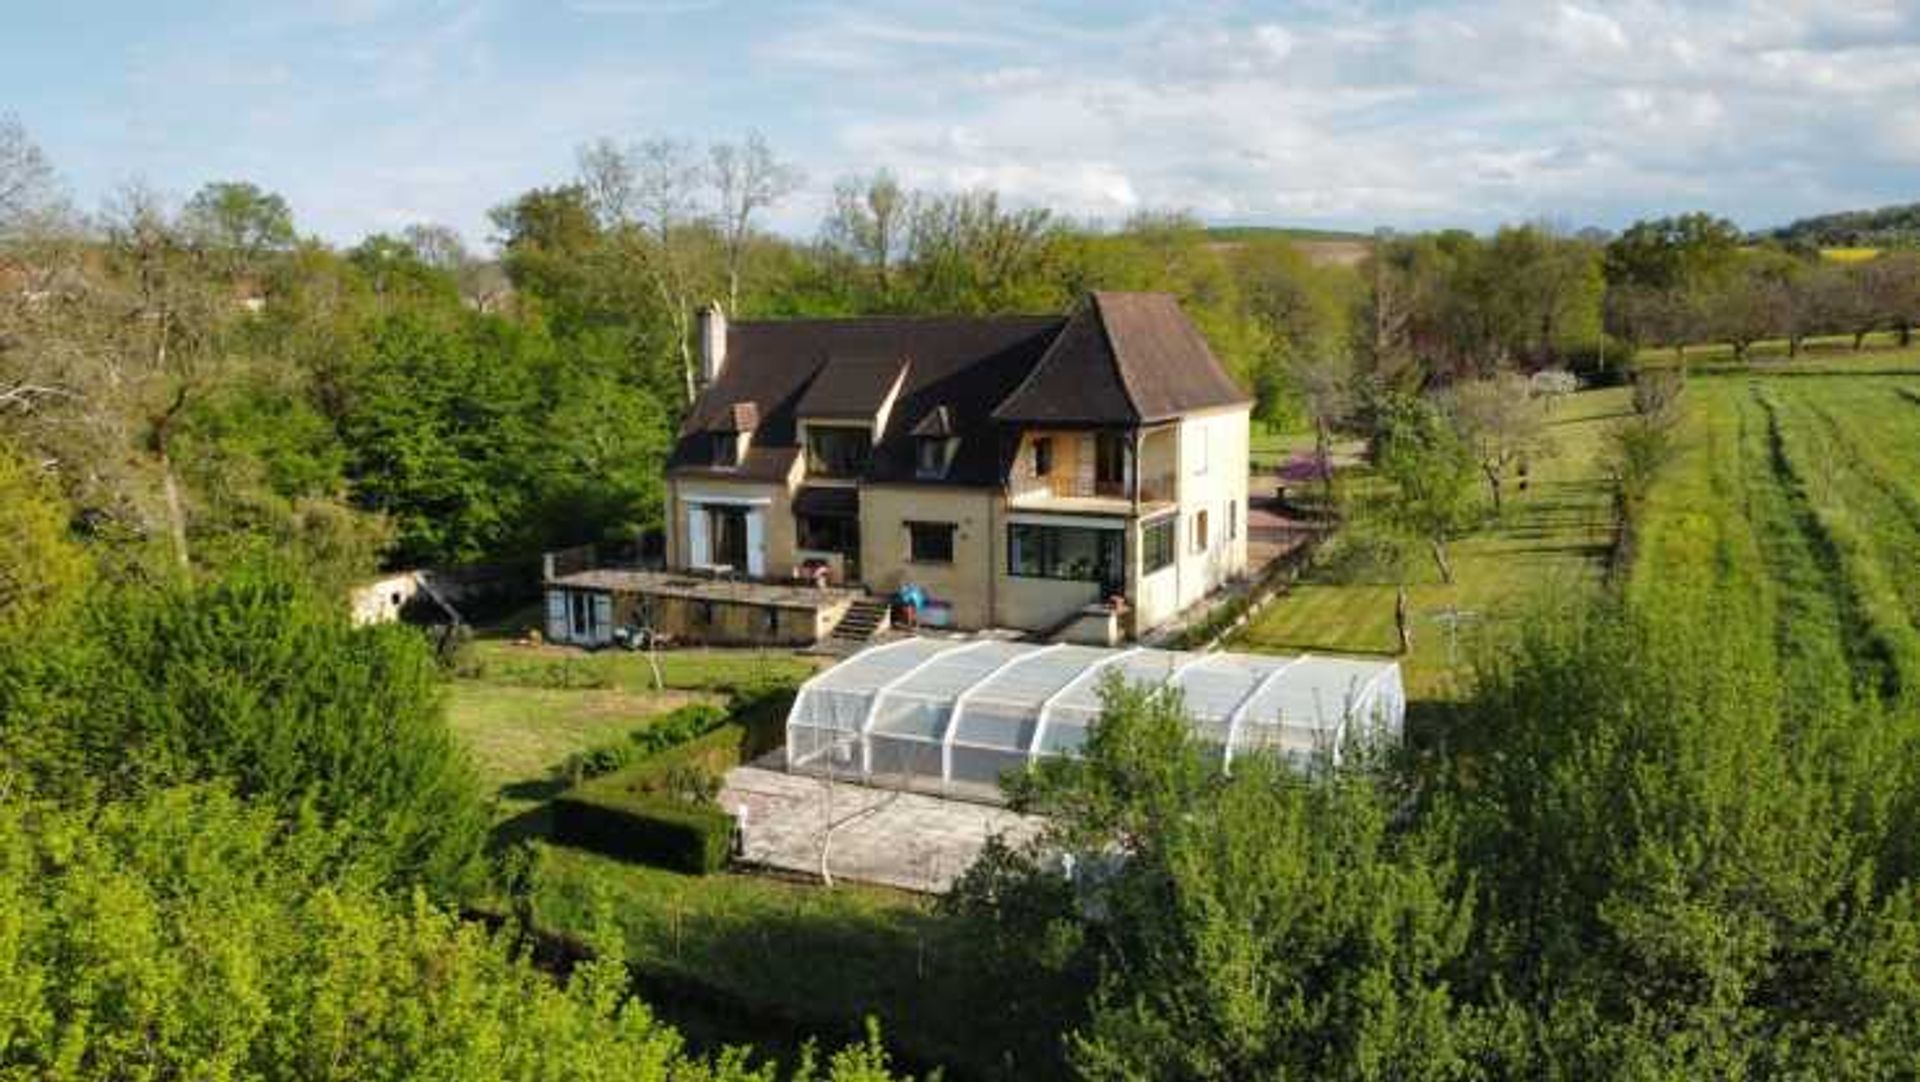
[666,477,796,580]
[859,485,997,628]
[1128,405,1251,630]
[663,402,1250,637]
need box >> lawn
[1231,385,1629,698]
[447,638,825,822]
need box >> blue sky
[5,1,1919,247]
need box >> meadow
[1232,385,1628,697]
[1631,372,1920,704]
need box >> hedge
[550,684,795,874]
[552,784,734,874]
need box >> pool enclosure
[784,639,1405,800]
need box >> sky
[4,1,1918,248]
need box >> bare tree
[0,114,58,237]
[89,183,236,570]
[708,132,800,315]
[576,137,710,402]
[823,170,909,294]
[1446,373,1552,515]
[400,222,470,272]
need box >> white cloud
[24,0,1920,242]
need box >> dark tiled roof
[670,315,1061,486]
[668,295,1245,486]
[992,292,1251,425]
[795,355,907,420]
[909,405,956,438]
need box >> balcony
[1010,467,1177,514]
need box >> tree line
[0,116,1354,584]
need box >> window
[1032,436,1053,477]
[762,606,780,635]
[1143,516,1175,573]
[569,591,589,637]
[691,600,713,628]
[907,521,955,564]
[707,506,748,570]
[710,432,741,467]
[1095,432,1127,496]
[915,437,954,480]
[1228,500,1238,541]
[1192,509,1209,553]
[805,426,871,478]
[1192,428,1210,475]
[1008,523,1124,587]
[796,514,858,554]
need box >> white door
[745,509,766,577]
[686,503,710,567]
[591,593,614,645]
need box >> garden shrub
[549,686,795,873]
[551,783,734,874]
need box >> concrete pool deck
[718,765,1045,894]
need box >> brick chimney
[697,300,728,386]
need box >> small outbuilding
[784,639,1405,801]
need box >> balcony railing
[1017,471,1177,504]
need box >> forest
[6,108,1920,1079]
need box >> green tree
[1442,595,1920,1076]
[334,308,545,566]
[0,785,913,1080]
[0,447,88,632]
[181,180,297,264]
[967,679,1472,1081]
[1,562,489,895]
[1373,394,1481,583]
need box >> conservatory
[784,638,1405,801]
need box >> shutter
[1077,434,1095,494]
[745,509,766,577]
[687,504,710,567]
[545,589,568,642]
[591,593,613,645]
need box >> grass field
[1632,373,1920,706]
[1645,332,1920,369]
[447,640,820,821]
[1231,385,1628,697]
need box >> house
[546,291,1251,646]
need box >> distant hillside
[1205,225,1374,268]
[1206,225,1375,243]
[1764,202,1920,249]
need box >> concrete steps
[829,598,890,645]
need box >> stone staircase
[829,597,890,646]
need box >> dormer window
[804,425,871,479]
[909,405,958,481]
[709,401,757,469]
[915,436,956,480]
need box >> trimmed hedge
[552,784,734,874]
[550,684,796,874]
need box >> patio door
[709,505,749,572]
